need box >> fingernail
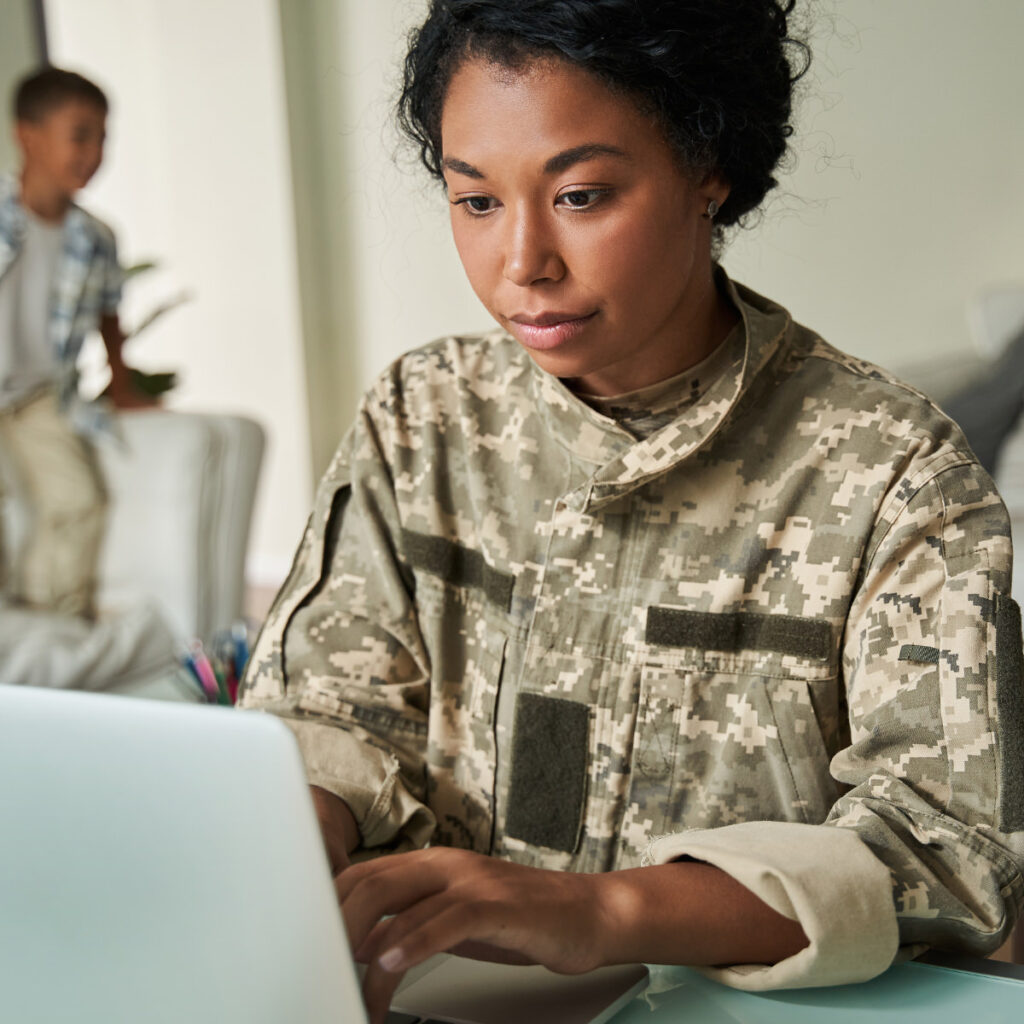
[379,947,406,973]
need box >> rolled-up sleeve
[650,457,1024,989]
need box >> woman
[240,2,1024,1021]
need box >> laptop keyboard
[385,1013,447,1024]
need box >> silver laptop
[0,684,646,1024]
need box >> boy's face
[17,99,106,197]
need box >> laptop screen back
[0,685,364,1024]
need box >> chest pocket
[431,616,508,852]
[623,608,841,841]
[408,543,512,855]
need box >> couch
[0,410,265,700]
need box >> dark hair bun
[398,0,809,227]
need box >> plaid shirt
[0,174,122,427]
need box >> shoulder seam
[865,451,977,569]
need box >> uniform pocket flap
[646,607,832,662]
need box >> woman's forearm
[310,785,360,873]
[597,860,809,968]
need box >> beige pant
[0,389,107,618]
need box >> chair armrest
[96,411,265,643]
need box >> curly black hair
[397,0,809,228]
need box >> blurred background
[2,0,1022,605]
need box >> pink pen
[189,642,220,703]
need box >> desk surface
[611,958,1024,1023]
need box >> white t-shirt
[0,212,65,410]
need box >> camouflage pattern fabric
[240,273,1024,984]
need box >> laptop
[0,684,646,1024]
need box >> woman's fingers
[360,901,504,1024]
[335,847,455,903]
[342,846,609,1024]
[351,916,398,964]
[352,889,458,965]
[337,854,450,952]
[361,954,406,1024]
[368,894,506,973]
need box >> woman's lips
[506,312,597,351]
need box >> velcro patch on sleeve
[645,607,831,661]
[401,529,515,610]
[898,644,941,664]
[505,692,589,852]
[996,595,1024,831]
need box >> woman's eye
[557,189,606,210]
[453,195,497,215]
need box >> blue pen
[231,621,250,679]
[177,644,215,702]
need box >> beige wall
[43,0,1024,589]
[279,0,486,481]
[46,0,312,585]
[0,0,42,173]
[723,0,1024,367]
[284,0,1024,466]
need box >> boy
[0,66,147,619]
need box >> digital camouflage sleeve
[240,273,1024,989]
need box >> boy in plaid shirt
[0,67,148,618]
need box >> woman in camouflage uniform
[240,2,1024,1020]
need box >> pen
[178,647,216,702]
[231,621,250,680]
[186,642,220,703]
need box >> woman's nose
[502,208,565,287]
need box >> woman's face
[440,57,730,397]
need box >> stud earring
[703,199,720,220]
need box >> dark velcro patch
[899,644,941,664]
[401,529,515,610]
[505,693,589,852]
[645,607,831,661]
[996,596,1024,831]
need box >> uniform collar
[525,268,792,513]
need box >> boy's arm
[99,313,154,409]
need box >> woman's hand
[336,845,810,1024]
[337,848,613,1024]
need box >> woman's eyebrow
[543,143,629,174]
[442,156,484,179]
[441,143,630,180]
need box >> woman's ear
[699,172,730,216]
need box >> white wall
[723,0,1024,367]
[291,0,1024,395]
[0,0,42,173]
[278,0,486,481]
[43,0,1024,590]
[46,0,312,585]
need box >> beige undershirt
[568,322,743,439]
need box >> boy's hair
[14,66,108,124]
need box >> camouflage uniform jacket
[241,275,1024,990]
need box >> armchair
[0,410,265,700]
